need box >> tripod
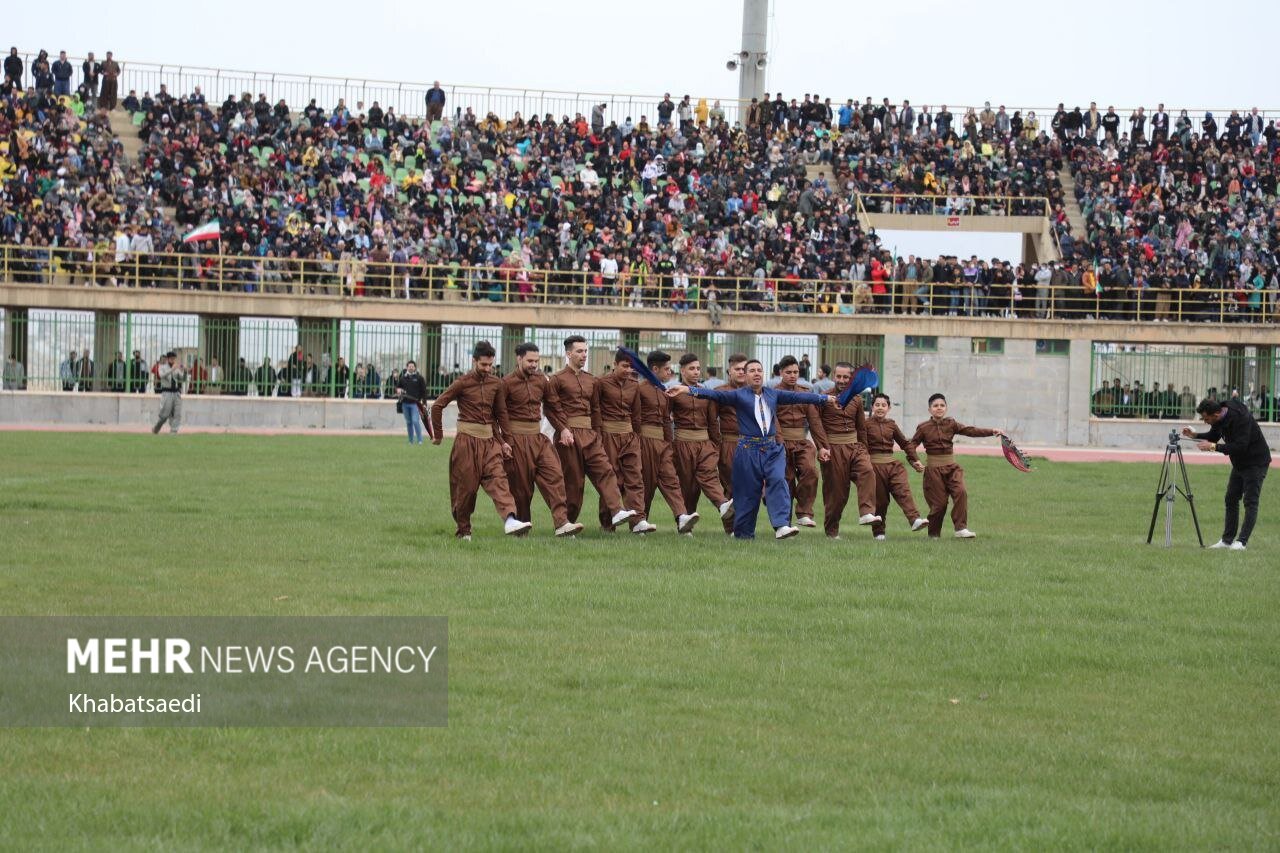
[1146,430,1204,547]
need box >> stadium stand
[2,49,1278,323]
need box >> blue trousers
[403,403,423,443]
[732,439,793,539]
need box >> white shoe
[1229,541,1247,551]
[858,513,882,525]
[681,532,694,538]
[775,525,799,540]
[954,528,976,539]
[718,499,735,520]
[911,518,929,532]
[503,516,532,536]
[632,520,657,534]
[874,534,886,541]
[677,512,700,533]
[460,535,472,542]
[611,508,637,526]
[1209,539,1231,549]
[797,516,817,527]
[827,535,841,540]
[555,522,584,537]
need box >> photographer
[1183,397,1272,551]
[151,351,187,435]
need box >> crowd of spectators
[1090,377,1278,423]
[2,46,1279,322]
[38,344,401,398]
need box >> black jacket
[1195,400,1272,469]
[396,371,429,403]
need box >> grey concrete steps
[1057,168,1088,240]
[106,107,143,166]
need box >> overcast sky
[10,0,1278,113]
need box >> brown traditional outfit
[864,416,923,537]
[910,417,996,536]
[429,370,518,538]
[500,369,571,528]
[546,365,627,524]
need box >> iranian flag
[182,220,221,244]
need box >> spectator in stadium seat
[425,81,445,121]
[3,47,22,87]
[52,50,73,96]
[99,51,120,109]
[2,355,24,390]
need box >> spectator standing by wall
[152,351,186,435]
[395,360,429,445]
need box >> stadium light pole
[738,0,768,105]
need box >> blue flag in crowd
[618,347,668,391]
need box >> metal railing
[0,310,882,399]
[2,244,1276,325]
[856,193,1052,218]
[16,49,1280,128]
[1089,344,1280,422]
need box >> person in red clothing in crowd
[869,256,890,313]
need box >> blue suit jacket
[689,385,829,440]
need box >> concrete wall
[1088,417,1280,450]
[897,337,1074,445]
[0,392,461,433]
[4,351,1278,451]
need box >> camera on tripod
[1147,429,1204,547]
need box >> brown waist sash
[566,415,593,429]
[456,421,494,439]
[676,428,710,442]
[506,420,542,435]
[639,425,666,440]
[826,432,861,445]
[869,453,897,464]
[926,453,957,468]
[601,419,633,434]
[778,427,808,441]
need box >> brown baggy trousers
[597,432,647,530]
[675,439,727,516]
[923,463,968,536]
[783,440,819,519]
[718,437,738,533]
[556,427,624,525]
[819,442,876,537]
[871,460,922,537]
[504,432,570,527]
[640,435,687,522]
[450,433,517,537]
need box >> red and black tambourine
[1001,435,1032,472]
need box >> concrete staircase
[804,163,832,186]
[1056,168,1088,242]
[106,107,143,166]
[105,108,176,222]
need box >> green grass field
[1,432,1277,849]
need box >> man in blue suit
[668,358,837,540]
